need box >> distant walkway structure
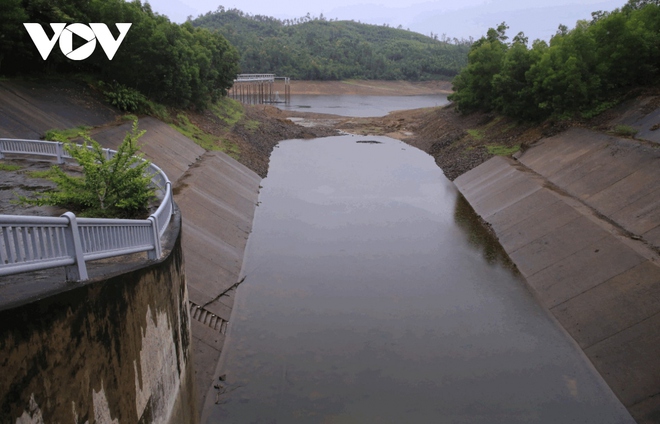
[229,74,291,105]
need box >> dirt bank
[289,80,452,95]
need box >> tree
[22,121,155,218]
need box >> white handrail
[0,138,174,281]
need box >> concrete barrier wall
[455,131,660,423]
[0,214,198,424]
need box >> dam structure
[228,73,291,105]
[0,80,261,422]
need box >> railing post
[61,212,88,281]
[147,216,162,260]
[0,140,4,160]
[167,182,174,216]
[56,142,65,164]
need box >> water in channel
[207,134,632,423]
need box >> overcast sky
[144,0,626,42]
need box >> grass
[221,139,241,159]
[211,97,244,127]
[610,124,638,137]
[243,119,260,132]
[467,129,485,140]
[0,163,22,171]
[169,111,241,157]
[27,168,59,179]
[486,144,521,156]
[44,126,92,142]
[483,116,503,129]
[170,114,220,151]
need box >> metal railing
[0,138,174,281]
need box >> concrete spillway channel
[455,127,660,423]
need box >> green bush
[20,121,155,218]
[611,124,638,137]
[100,82,147,113]
[44,126,91,142]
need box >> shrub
[20,121,155,218]
[100,81,147,112]
[611,124,638,137]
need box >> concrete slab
[487,189,561,233]
[191,320,226,409]
[471,173,541,220]
[552,261,660,349]
[497,194,580,253]
[611,97,660,145]
[455,163,516,203]
[0,81,118,139]
[611,189,660,236]
[91,118,205,183]
[585,311,660,407]
[509,215,610,278]
[454,156,514,196]
[528,236,647,309]
[561,142,656,199]
[587,160,660,217]
[518,129,606,178]
[628,394,660,424]
[645,225,660,249]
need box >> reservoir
[205,133,633,422]
[279,94,448,117]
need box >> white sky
[145,0,626,42]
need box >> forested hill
[191,8,471,81]
[449,0,660,121]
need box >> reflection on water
[205,135,632,423]
[453,195,515,268]
[278,95,449,117]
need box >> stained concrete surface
[516,128,660,249]
[0,80,118,139]
[455,132,660,423]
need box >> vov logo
[23,23,132,61]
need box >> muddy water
[279,94,449,117]
[206,135,633,423]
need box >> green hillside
[191,8,471,81]
[449,0,660,120]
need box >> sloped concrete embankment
[455,128,660,423]
[90,119,261,413]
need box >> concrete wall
[455,129,660,423]
[0,214,198,424]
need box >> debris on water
[356,140,382,144]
